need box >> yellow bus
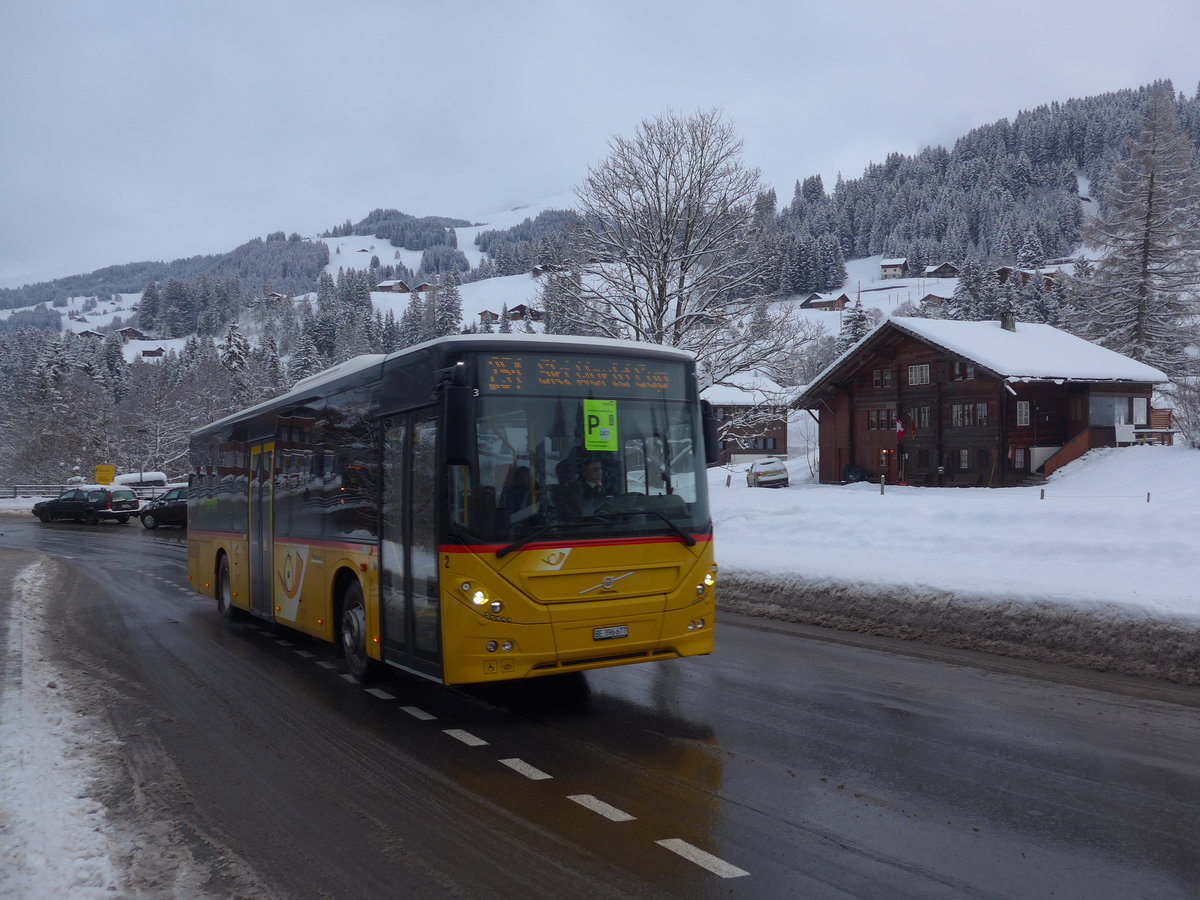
[187,334,719,685]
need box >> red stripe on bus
[438,534,712,554]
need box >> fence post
[1040,488,1045,500]
[1147,492,1151,503]
[726,473,731,488]
[880,474,886,495]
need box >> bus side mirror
[701,400,720,466]
[444,384,472,465]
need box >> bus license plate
[593,625,628,641]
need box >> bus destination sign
[480,353,682,398]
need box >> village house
[374,279,411,293]
[924,262,960,279]
[701,373,789,466]
[793,316,1169,487]
[880,258,908,279]
[799,292,851,310]
[116,326,150,341]
[508,304,542,322]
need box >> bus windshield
[449,393,711,547]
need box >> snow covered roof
[881,258,907,266]
[796,317,1167,407]
[890,318,1168,383]
[701,372,785,406]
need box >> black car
[140,485,188,529]
[33,486,139,524]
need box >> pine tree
[1072,91,1200,374]
[834,299,871,355]
[435,271,463,336]
[499,303,512,333]
[138,281,161,334]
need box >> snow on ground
[0,559,123,897]
[709,442,1200,623]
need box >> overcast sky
[3,0,1199,290]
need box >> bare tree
[566,108,816,385]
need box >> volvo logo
[579,571,635,594]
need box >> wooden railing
[1041,428,1093,477]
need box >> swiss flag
[895,415,906,440]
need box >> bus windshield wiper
[587,508,697,547]
[496,520,571,558]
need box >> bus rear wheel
[339,580,378,683]
[216,555,237,622]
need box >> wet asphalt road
[2,514,1198,898]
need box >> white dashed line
[316,662,339,670]
[567,794,635,822]
[293,650,314,658]
[275,640,293,647]
[366,688,395,700]
[339,674,358,683]
[498,758,552,780]
[655,839,748,879]
[444,729,488,747]
[401,706,436,721]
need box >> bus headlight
[490,600,503,614]
[704,572,716,587]
[486,641,498,652]
[501,641,513,653]
[472,590,487,606]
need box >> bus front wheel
[339,580,378,683]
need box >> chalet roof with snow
[701,372,786,407]
[795,317,1167,408]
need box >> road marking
[293,650,314,658]
[366,688,395,700]
[567,794,635,821]
[401,706,436,721]
[499,758,552,780]
[444,729,488,746]
[316,662,339,670]
[275,640,293,647]
[655,839,748,879]
[339,674,358,683]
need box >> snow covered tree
[834,299,872,355]
[567,108,815,383]
[435,271,463,336]
[498,303,512,333]
[288,332,325,384]
[1070,91,1200,375]
[137,281,161,333]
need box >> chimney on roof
[1000,310,1017,332]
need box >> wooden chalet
[701,374,788,466]
[793,315,1168,487]
[509,304,542,322]
[800,292,851,310]
[374,279,411,293]
[116,326,150,341]
[478,310,499,324]
[880,258,908,279]
[924,262,960,279]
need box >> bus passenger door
[248,442,275,619]
[380,410,443,681]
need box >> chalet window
[1017,401,1030,426]
[868,409,878,430]
[907,363,930,385]
[1090,396,1138,425]
[966,365,975,380]
[883,369,892,387]
[750,437,777,450]
[918,406,930,429]
[873,369,881,388]
[959,449,970,469]
[951,403,976,427]
[1015,448,1026,469]
[879,449,889,467]
[1133,397,1148,426]
[976,402,989,426]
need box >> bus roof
[192,335,695,437]
[384,332,695,364]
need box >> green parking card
[583,399,618,451]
